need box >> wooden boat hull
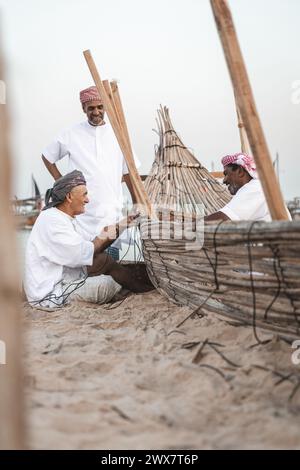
[141,218,300,339]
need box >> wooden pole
[102,79,139,204]
[110,81,134,157]
[83,50,155,219]
[110,80,140,203]
[210,171,224,179]
[235,99,251,155]
[102,80,120,126]
[210,0,289,220]
[0,37,25,449]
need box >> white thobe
[220,179,291,221]
[43,120,139,238]
[24,208,94,306]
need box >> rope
[263,244,282,320]
[273,243,300,330]
[246,220,263,344]
[28,274,88,308]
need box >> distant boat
[13,175,42,229]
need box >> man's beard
[89,116,105,126]
[228,183,239,195]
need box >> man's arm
[159,210,230,223]
[122,174,138,205]
[204,211,230,222]
[42,155,62,181]
[92,225,119,254]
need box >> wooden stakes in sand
[0,39,24,449]
[210,0,289,221]
[83,50,155,219]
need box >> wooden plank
[0,39,24,449]
[210,171,224,179]
[102,79,139,204]
[83,50,155,219]
[110,81,134,157]
[102,80,120,126]
[235,98,251,154]
[109,80,139,203]
[210,0,289,220]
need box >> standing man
[42,86,139,257]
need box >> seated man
[205,153,291,222]
[24,170,151,308]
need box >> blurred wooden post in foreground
[210,0,289,220]
[0,35,25,449]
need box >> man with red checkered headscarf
[41,86,139,259]
[205,152,290,222]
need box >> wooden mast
[83,50,155,219]
[0,37,25,449]
[210,0,289,220]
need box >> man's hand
[118,211,140,235]
[126,211,140,226]
[92,211,140,255]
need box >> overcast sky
[1,0,299,200]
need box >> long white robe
[24,208,94,306]
[220,179,291,221]
[43,120,140,238]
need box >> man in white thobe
[205,153,291,222]
[24,170,151,308]
[41,86,139,255]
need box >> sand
[23,290,300,450]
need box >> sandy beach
[23,290,300,450]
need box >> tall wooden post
[0,38,25,449]
[211,0,289,220]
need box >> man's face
[83,100,105,126]
[68,185,89,216]
[223,165,243,195]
